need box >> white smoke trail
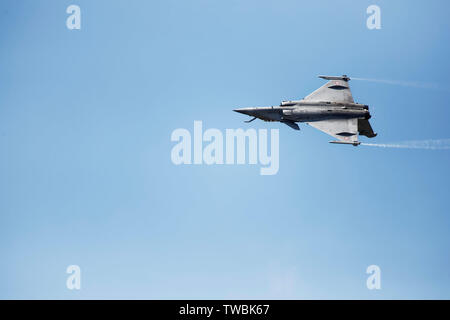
[361,139,450,150]
[352,77,450,92]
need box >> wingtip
[318,75,351,81]
[329,140,360,146]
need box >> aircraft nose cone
[233,108,254,116]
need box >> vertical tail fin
[358,119,377,138]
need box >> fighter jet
[233,75,377,146]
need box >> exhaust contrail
[352,77,449,92]
[361,139,450,150]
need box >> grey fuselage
[234,100,371,123]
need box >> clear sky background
[1,0,450,299]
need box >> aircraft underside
[234,75,377,146]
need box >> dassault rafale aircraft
[233,75,377,146]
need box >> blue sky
[1,0,450,299]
